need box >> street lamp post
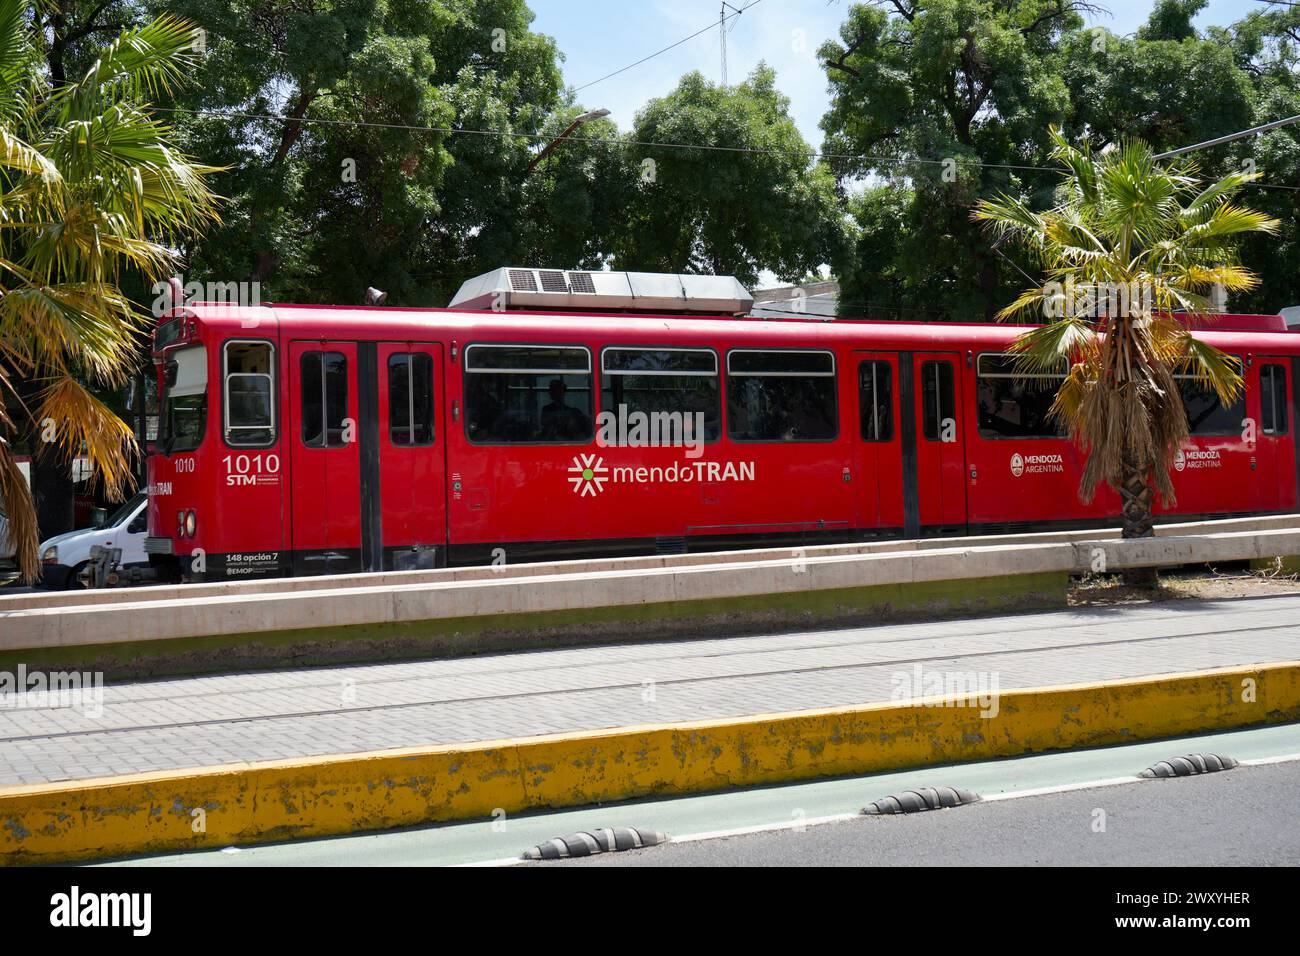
[524,109,611,175]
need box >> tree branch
[1021,1,1102,38]
[877,0,917,22]
[61,1,115,46]
[825,32,871,78]
[269,89,319,167]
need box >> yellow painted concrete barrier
[3,660,1298,865]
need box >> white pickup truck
[37,492,149,589]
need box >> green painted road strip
[95,721,1300,868]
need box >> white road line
[1238,751,1300,766]
[455,856,527,867]
[979,776,1142,801]
[669,813,860,844]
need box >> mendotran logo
[568,454,610,496]
[568,456,756,496]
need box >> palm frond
[1008,317,1097,368]
[1184,168,1261,216]
[972,192,1047,250]
[34,377,140,501]
[0,283,144,383]
[0,0,37,119]
[1176,263,1260,295]
[0,438,38,582]
[1175,334,1244,406]
[994,286,1054,323]
[1048,126,1099,206]
[1181,203,1281,247]
[55,14,201,121]
[0,125,60,181]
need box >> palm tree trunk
[1119,455,1157,588]
[15,374,75,542]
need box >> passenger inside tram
[540,379,592,441]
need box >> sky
[530,0,1267,149]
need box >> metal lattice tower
[720,3,727,87]
[720,2,742,88]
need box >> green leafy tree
[612,65,842,287]
[513,107,631,271]
[154,0,569,305]
[817,0,1299,321]
[838,182,958,320]
[974,130,1278,583]
[1138,0,1203,43]
[820,0,1088,320]
[1060,4,1254,160]
[1216,1,1300,314]
[0,0,218,580]
[148,5,848,303]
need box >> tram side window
[1177,357,1245,436]
[162,344,207,453]
[464,345,593,444]
[975,354,1067,440]
[224,341,275,447]
[389,353,435,446]
[726,350,837,442]
[858,361,893,442]
[600,348,720,444]
[921,361,954,441]
[1262,364,1289,435]
[300,351,349,447]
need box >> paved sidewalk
[2,595,1299,786]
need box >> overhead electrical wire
[569,0,764,94]
[146,104,1053,171]
[150,104,1300,190]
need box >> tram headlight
[176,510,186,538]
[184,510,197,538]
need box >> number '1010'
[222,454,280,475]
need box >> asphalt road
[554,759,1300,867]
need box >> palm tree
[974,128,1280,585]
[0,0,218,582]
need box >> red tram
[143,267,1300,582]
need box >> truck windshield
[162,344,208,453]
[104,492,146,528]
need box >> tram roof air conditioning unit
[447,268,754,316]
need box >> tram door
[904,352,968,536]
[1258,357,1298,511]
[853,353,905,532]
[289,341,363,574]
[377,343,447,569]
